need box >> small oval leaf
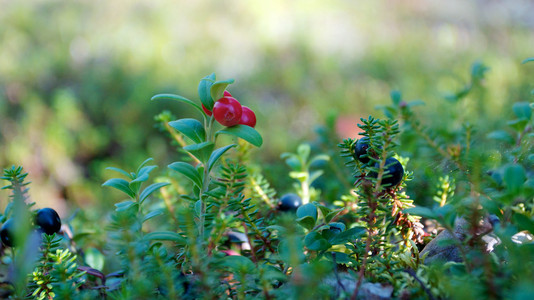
[144,231,186,244]
[210,79,235,103]
[168,118,206,144]
[183,142,214,163]
[304,231,331,251]
[168,162,203,189]
[297,203,318,221]
[207,144,236,173]
[216,125,263,147]
[151,94,204,115]
[504,164,526,194]
[198,73,216,110]
[103,178,135,199]
[139,182,170,204]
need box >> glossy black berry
[1,219,15,247]
[35,208,61,235]
[277,193,302,212]
[353,138,372,163]
[369,157,404,187]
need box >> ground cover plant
[0,59,533,299]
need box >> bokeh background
[1,0,533,218]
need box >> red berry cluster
[202,91,257,128]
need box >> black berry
[353,138,372,164]
[35,208,62,235]
[369,157,404,187]
[1,219,15,247]
[277,193,302,212]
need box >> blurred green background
[1,0,533,218]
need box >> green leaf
[85,248,105,271]
[507,119,528,132]
[330,226,366,245]
[137,158,154,172]
[168,162,203,189]
[296,216,316,231]
[194,200,202,218]
[114,200,137,212]
[221,255,255,274]
[142,209,165,223]
[210,79,235,103]
[321,223,346,243]
[297,203,318,221]
[183,142,214,163]
[408,99,425,107]
[137,165,157,179]
[105,167,132,179]
[278,238,305,265]
[130,165,157,193]
[102,178,136,198]
[403,206,437,219]
[297,144,311,160]
[260,265,287,282]
[198,73,216,110]
[513,213,534,233]
[309,154,330,165]
[207,144,236,173]
[316,204,331,219]
[325,209,343,223]
[309,170,324,184]
[143,231,186,244]
[168,118,206,144]
[390,90,402,105]
[503,164,526,194]
[139,182,170,204]
[487,130,515,144]
[282,156,301,170]
[329,222,346,232]
[266,225,287,234]
[216,125,263,147]
[513,102,532,120]
[304,231,331,251]
[151,94,204,115]
[522,57,534,64]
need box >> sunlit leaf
[102,178,135,198]
[210,79,234,103]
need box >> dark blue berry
[277,193,302,212]
[369,157,404,187]
[1,219,15,247]
[353,138,372,163]
[35,208,61,235]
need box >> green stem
[198,117,217,248]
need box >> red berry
[201,91,232,117]
[213,96,242,127]
[202,104,212,116]
[239,106,256,128]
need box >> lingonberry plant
[0,61,532,299]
